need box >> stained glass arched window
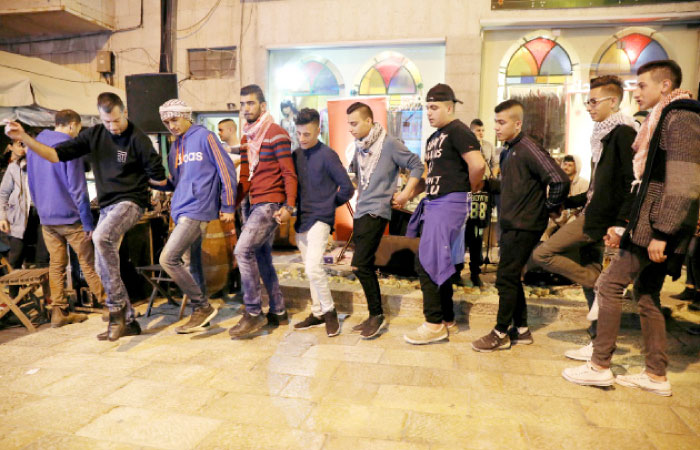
[285,56,343,96]
[506,37,572,85]
[357,52,422,96]
[593,33,668,77]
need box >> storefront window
[592,33,668,78]
[501,37,573,154]
[357,51,422,96]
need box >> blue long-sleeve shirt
[293,141,354,233]
[27,129,94,231]
[168,124,237,224]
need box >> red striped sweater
[237,123,297,207]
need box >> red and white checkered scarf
[242,111,273,180]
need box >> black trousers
[351,214,388,316]
[495,229,542,333]
[464,218,484,276]
[415,255,455,324]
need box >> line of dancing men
[4,58,699,397]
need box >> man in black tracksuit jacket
[472,99,569,352]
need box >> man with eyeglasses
[532,75,637,361]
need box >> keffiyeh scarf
[355,122,386,190]
[242,111,274,180]
[631,89,693,187]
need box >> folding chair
[0,267,50,332]
[136,264,188,319]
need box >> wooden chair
[0,264,50,332]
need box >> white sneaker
[615,370,672,396]
[586,295,599,321]
[565,342,594,361]
[562,361,614,387]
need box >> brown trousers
[592,245,668,376]
[42,223,105,307]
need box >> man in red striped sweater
[228,85,298,338]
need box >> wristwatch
[283,204,297,215]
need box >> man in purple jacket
[27,109,105,327]
[159,99,237,334]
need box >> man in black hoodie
[532,75,637,361]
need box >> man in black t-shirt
[4,93,166,341]
[404,84,486,345]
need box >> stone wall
[0,0,698,124]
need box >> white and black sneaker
[294,314,325,330]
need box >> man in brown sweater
[228,84,298,338]
[563,60,700,396]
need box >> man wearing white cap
[158,99,237,333]
[4,92,166,341]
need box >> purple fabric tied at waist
[406,191,470,285]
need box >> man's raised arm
[3,120,59,163]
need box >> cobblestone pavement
[0,277,699,449]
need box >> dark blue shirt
[293,141,354,233]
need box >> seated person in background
[542,155,589,240]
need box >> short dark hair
[280,100,296,113]
[637,59,682,90]
[494,99,524,114]
[563,155,576,164]
[590,75,624,103]
[470,119,484,128]
[218,118,234,125]
[55,109,81,127]
[295,108,320,126]
[240,84,266,103]
[346,102,374,121]
[97,92,124,113]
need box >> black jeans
[352,214,388,316]
[416,255,455,324]
[495,229,542,333]
[464,218,484,276]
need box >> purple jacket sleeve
[64,158,94,232]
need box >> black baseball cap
[426,83,463,104]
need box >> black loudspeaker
[125,73,178,133]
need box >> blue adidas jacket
[168,124,237,224]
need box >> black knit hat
[426,83,463,104]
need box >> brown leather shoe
[51,307,87,328]
[229,311,267,338]
[96,308,141,341]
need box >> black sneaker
[671,288,696,301]
[471,329,511,352]
[470,273,483,288]
[294,313,325,330]
[352,317,370,333]
[508,327,534,345]
[323,309,340,337]
[361,314,385,339]
[229,311,267,338]
[266,310,289,327]
[176,304,218,334]
[689,295,700,311]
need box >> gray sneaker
[176,304,218,334]
[229,311,267,338]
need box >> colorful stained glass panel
[387,66,416,94]
[620,33,652,65]
[539,45,572,76]
[524,37,556,69]
[359,67,387,95]
[632,40,668,72]
[507,47,539,76]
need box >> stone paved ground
[0,275,699,449]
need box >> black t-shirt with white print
[424,119,480,199]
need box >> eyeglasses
[584,96,613,107]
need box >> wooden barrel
[201,219,237,294]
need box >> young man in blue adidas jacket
[159,99,237,334]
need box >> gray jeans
[159,216,208,309]
[93,201,144,322]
